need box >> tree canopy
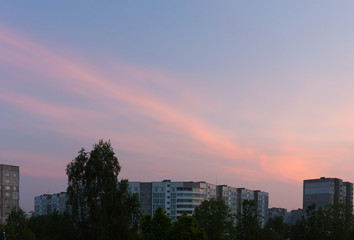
[193,199,235,240]
[66,139,140,239]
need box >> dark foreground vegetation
[2,140,353,239]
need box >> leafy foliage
[235,200,262,240]
[6,208,35,240]
[291,203,353,240]
[66,139,141,239]
[193,199,235,240]
[169,212,206,240]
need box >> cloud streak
[2,23,354,213]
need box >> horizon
[1,2,354,212]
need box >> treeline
[2,140,353,240]
[2,200,354,240]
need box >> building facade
[0,164,19,223]
[303,177,353,211]
[129,180,269,224]
[129,180,217,221]
[254,190,269,227]
[34,192,68,216]
[268,207,287,220]
[216,185,237,214]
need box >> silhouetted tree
[263,216,289,240]
[235,200,261,240]
[66,140,141,239]
[170,212,206,240]
[6,208,35,240]
[151,207,172,240]
[291,203,354,240]
[193,199,235,240]
[28,211,76,240]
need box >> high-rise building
[34,192,68,216]
[303,177,353,211]
[216,185,237,214]
[217,186,269,227]
[0,164,19,222]
[129,180,217,220]
[236,188,255,213]
[129,180,269,224]
[254,190,269,227]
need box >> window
[5,193,10,197]
[13,173,17,177]
[13,192,19,199]
[5,186,10,191]
[5,179,10,184]
[5,172,10,177]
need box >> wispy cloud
[0,24,254,166]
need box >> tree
[6,208,35,240]
[263,216,290,240]
[66,140,141,239]
[290,203,354,240]
[193,199,235,240]
[151,207,172,240]
[139,207,171,240]
[28,211,76,240]
[139,215,154,240]
[235,200,261,240]
[169,212,206,240]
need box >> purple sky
[1,2,354,212]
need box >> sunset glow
[1,2,354,212]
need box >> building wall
[129,180,269,225]
[129,180,220,221]
[0,164,19,223]
[268,207,287,220]
[303,177,353,211]
[216,185,237,215]
[344,182,353,208]
[254,190,269,227]
[34,192,68,216]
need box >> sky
[1,1,354,212]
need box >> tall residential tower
[0,164,19,222]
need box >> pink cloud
[1,151,66,179]
[0,24,255,166]
[3,23,354,194]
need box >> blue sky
[1,1,354,212]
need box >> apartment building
[216,185,237,214]
[34,192,68,216]
[0,164,19,223]
[129,180,269,224]
[129,180,217,220]
[268,207,287,220]
[254,190,269,227]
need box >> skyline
[1,2,354,212]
